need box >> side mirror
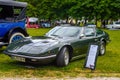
[80,34,84,39]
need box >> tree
[18,0,120,26]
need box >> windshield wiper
[51,34,58,36]
[51,34,62,38]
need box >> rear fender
[100,38,106,45]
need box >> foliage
[18,0,120,22]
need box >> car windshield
[46,27,81,37]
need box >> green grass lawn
[0,28,120,78]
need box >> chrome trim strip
[71,54,86,61]
[9,54,56,59]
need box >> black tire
[99,41,106,56]
[9,32,25,43]
[56,47,70,67]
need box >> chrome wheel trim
[100,43,105,55]
[64,50,69,65]
[9,33,25,43]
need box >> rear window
[0,6,13,19]
[96,29,103,35]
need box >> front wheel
[56,47,70,67]
[9,32,25,43]
[99,41,106,56]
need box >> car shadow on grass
[8,56,86,69]
[17,62,55,68]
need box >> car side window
[85,28,95,37]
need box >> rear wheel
[9,32,25,43]
[99,41,106,56]
[56,47,70,67]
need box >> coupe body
[4,25,110,67]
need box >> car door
[71,27,96,57]
[71,38,89,57]
[81,27,97,54]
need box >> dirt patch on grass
[1,77,120,80]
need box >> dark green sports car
[4,25,110,67]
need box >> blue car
[0,0,28,47]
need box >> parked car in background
[106,21,120,29]
[26,17,40,28]
[0,0,28,47]
[85,23,96,27]
[4,25,110,67]
[40,21,51,28]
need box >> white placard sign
[85,44,99,70]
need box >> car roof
[0,0,27,7]
[58,24,95,29]
[59,24,80,27]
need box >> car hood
[6,36,61,55]
[5,35,77,56]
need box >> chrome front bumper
[4,50,57,64]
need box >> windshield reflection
[46,27,81,38]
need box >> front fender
[58,42,71,51]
